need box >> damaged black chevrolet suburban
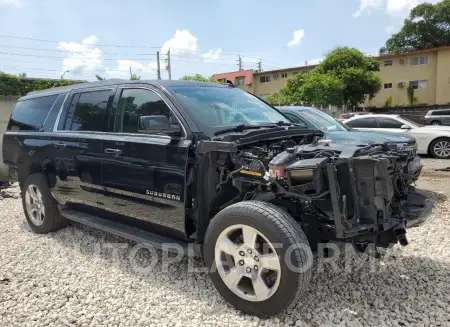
[2,80,433,316]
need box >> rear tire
[22,173,67,234]
[204,201,313,317]
[430,138,450,159]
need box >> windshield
[302,109,349,132]
[168,86,290,136]
[399,116,423,127]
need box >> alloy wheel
[25,184,45,226]
[214,224,281,302]
[433,140,450,158]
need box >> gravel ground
[1,158,450,327]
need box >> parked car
[344,114,450,159]
[2,80,432,317]
[424,109,450,126]
[279,106,422,182]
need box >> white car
[344,114,450,159]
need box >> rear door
[51,87,116,213]
[101,85,190,240]
[375,117,404,133]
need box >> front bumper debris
[403,190,434,227]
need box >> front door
[101,86,190,240]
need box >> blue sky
[0,0,438,81]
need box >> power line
[0,51,157,61]
[0,34,284,65]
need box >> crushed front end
[224,136,433,251]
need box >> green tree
[264,92,290,105]
[279,47,381,108]
[279,71,344,105]
[180,74,220,83]
[380,0,450,54]
[18,72,27,78]
[130,74,141,81]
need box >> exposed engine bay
[198,128,432,252]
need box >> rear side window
[345,117,378,128]
[432,110,450,116]
[64,90,111,132]
[7,94,58,131]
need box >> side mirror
[401,124,411,130]
[138,115,182,136]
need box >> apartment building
[213,46,450,107]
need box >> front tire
[431,120,442,126]
[22,173,67,234]
[204,201,313,317]
[430,138,450,159]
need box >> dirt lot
[0,158,449,327]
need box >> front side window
[66,90,111,132]
[345,117,378,128]
[118,88,179,134]
[169,86,290,137]
[377,117,403,128]
[8,94,58,131]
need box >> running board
[59,207,200,256]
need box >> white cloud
[161,30,198,55]
[58,35,104,76]
[354,0,440,17]
[386,0,439,16]
[308,57,324,65]
[202,48,222,63]
[287,29,305,48]
[0,0,21,5]
[58,30,223,80]
[353,0,383,17]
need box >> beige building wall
[368,52,438,107]
[253,67,314,98]
[435,48,450,105]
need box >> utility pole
[129,67,132,79]
[257,60,262,73]
[166,48,172,80]
[237,55,242,71]
[156,51,161,80]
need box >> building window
[409,80,428,89]
[281,73,288,78]
[260,76,271,83]
[292,72,298,75]
[236,77,245,85]
[384,60,393,66]
[410,56,428,65]
[384,83,393,89]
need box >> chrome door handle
[104,148,122,156]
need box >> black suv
[2,80,432,317]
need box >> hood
[323,130,415,145]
